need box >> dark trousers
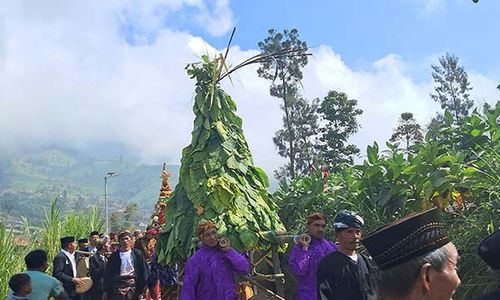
[110,276,138,300]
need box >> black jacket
[52,251,77,298]
[103,249,149,294]
[317,251,377,300]
[89,253,107,297]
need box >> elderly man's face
[336,227,361,251]
[101,243,110,254]
[427,243,461,300]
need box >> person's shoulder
[290,243,302,251]
[187,248,208,262]
[184,252,202,270]
[319,249,341,265]
[53,252,66,261]
[322,239,338,248]
[329,251,352,265]
[26,270,55,279]
[189,248,204,259]
[327,250,343,258]
[359,252,375,265]
[132,248,143,256]
[39,272,61,285]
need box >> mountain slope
[0,147,180,226]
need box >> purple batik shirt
[289,238,338,300]
[180,245,250,300]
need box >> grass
[0,198,104,299]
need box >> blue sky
[169,0,500,78]
[0,0,498,173]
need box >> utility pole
[104,172,120,234]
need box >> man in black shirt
[103,231,149,300]
[474,229,500,300]
[317,210,377,300]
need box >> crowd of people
[6,209,500,300]
[289,209,499,300]
[7,228,178,300]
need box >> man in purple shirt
[289,212,338,300]
[181,220,250,300]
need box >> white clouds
[194,0,235,37]
[113,0,234,42]
[0,2,199,164]
[469,72,499,107]
[0,1,497,176]
[302,46,440,157]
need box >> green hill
[0,147,180,226]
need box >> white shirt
[347,252,359,262]
[119,250,135,276]
[61,249,77,278]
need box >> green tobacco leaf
[215,121,228,139]
[239,226,259,248]
[226,155,239,169]
[470,128,482,137]
[435,154,456,165]
[462,166,478,176]
[250,167,270,187]
[403,165,418,175]
[367,142,379,164]
[432,176,450,190]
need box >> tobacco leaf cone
[156,55,285,265]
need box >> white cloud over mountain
[0,1,497,174]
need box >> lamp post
[104,172,120,234]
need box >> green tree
[109,211,122,232]
[257,28,309,179]
[273,95,320,180]
[431,53,474,124]
[316,91,363,170]
[390,112,423,152]
[123,203,139,229]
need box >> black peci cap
[60,236,75,245]
[78,238,88,244]
[362,208,450,270]
[477,229,500,270]
[89,231,99,237]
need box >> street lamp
[104,172,120,234]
